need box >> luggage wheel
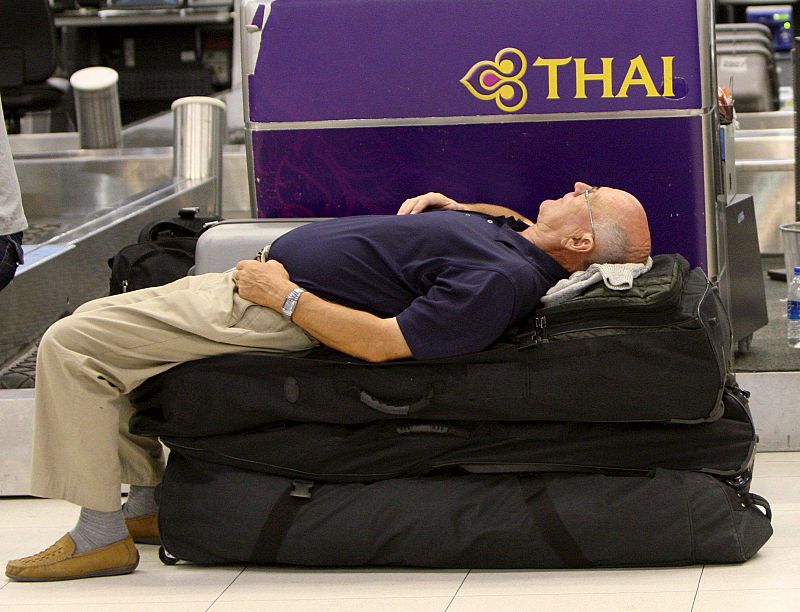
[159,545,180,565]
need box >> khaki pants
[30,270,318,511]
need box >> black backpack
[108,208,221,295]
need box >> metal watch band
[281,287,306,319]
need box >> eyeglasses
[584,186,597,240]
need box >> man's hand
[233,259,412,362]
[234,259,297,311]
[397,192,466,215]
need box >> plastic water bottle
[789,267,800,348]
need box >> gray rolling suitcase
[193,219,326,274]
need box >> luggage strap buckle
[290,480,314,499]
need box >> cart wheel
[737,335,753,354]
[159,545,179,565]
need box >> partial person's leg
[32,270,315,508]
[0,232,23,292]
[117,400,169,546]
[7,271,316,581]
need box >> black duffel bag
[156,454,772,568]
[132,254,732,426]
[139,383,755,483]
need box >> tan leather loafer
[5,534,139,582]
[125,514,160,545]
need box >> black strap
[519,477,591,567]
[252,481,311,562]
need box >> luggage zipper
[163,439,404,480]
[523,316,700,347]
[161,441,746,483]
[454,461,654,476]
[531,316,547,343]
[162,439,656,481]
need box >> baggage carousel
[0,94,244,496]
[1,90,248,370]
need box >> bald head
[588,186,651,265]
[523,182,652,272]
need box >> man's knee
[73,294,116,315]
[40,317,69,350]
[40,313,95,355]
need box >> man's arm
[234,259,413,363]
[397,192,533,224]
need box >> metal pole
[172,96,227,218]
[794,39,800,221]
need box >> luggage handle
[359,387,434,416]
[396,424,471,438]
[339,384,436,416]
[749,493,773,521]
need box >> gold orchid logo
[460,48,528,113]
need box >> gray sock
[69,508,129,554]
[122,485,159,519]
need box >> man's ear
[566,232,594,253]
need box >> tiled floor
[0,453,798,612]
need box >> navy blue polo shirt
[268,211,567,359]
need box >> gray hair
[586,220,630,264]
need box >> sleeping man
[7,182,650,581]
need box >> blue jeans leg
[0,232,23,292]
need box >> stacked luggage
[130,253,773,568]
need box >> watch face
[282,294,298,317]
[282,288,304,318]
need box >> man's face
[536,181,596,237]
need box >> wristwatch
[281,288,306,319]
